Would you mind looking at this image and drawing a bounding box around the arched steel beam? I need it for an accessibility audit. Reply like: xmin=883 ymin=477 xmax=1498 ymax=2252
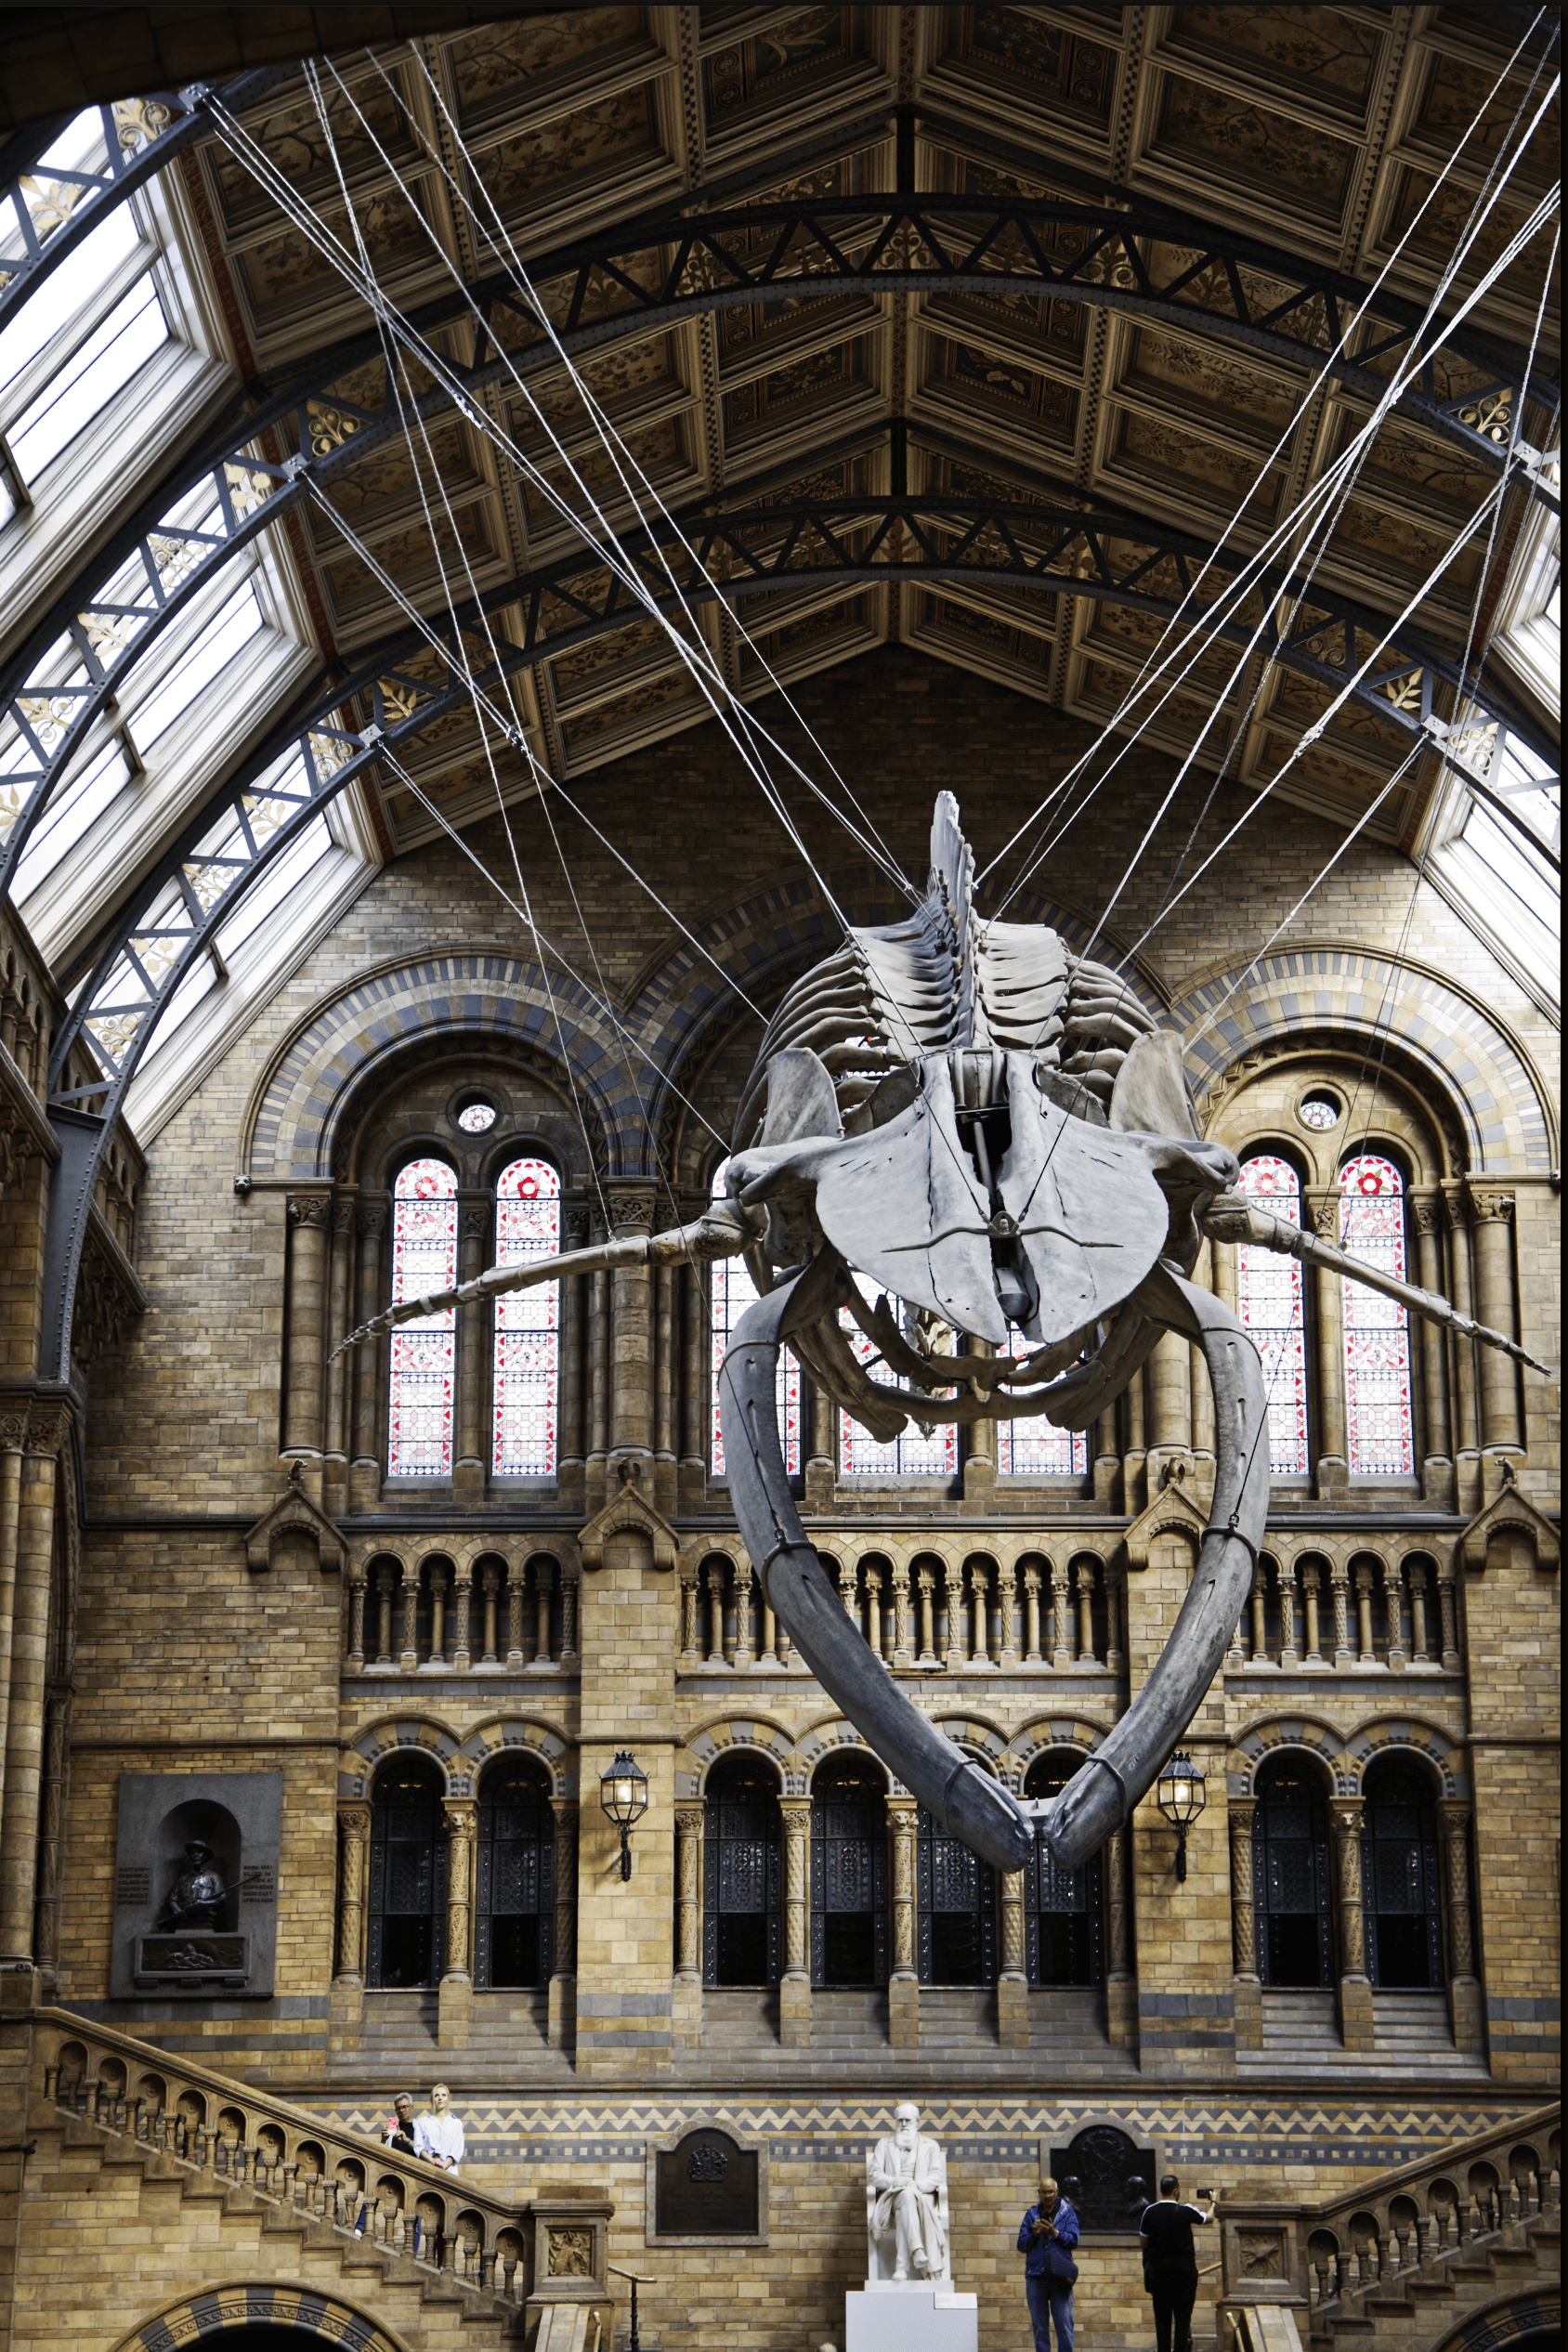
xmin=0 ymin=70 xmax=297 ymax=334
xmin=33 ymin=466 xmax=1558 ymax=1381
xmin=3 ymin=166 xmax=1559 ymax=917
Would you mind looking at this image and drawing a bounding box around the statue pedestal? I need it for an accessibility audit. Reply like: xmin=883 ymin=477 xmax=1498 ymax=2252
xmin=845 ymin=2280 xmax=978 ymax=2352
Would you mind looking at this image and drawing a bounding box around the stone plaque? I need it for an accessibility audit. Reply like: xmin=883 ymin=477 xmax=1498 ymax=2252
xmin=653 ymin=2128 xmax=759 ymax=2239
xmin=1050 ymin=2123 xmax=1158 ymax=2236
xmin=111 ymin=1772 xmax=282 ymax=2003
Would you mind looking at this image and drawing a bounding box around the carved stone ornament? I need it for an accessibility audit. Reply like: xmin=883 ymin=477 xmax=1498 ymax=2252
xmin=287 ymin=1194 xmax=330 ymax=1226
xmin=547 ymin=2228 xmax=594 ymax=2279
xmin=243 ymin=1459 xmax=346 ymax=1573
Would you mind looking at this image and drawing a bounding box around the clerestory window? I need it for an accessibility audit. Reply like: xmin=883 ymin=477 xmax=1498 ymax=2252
xmin=386 ymin=1156 xmax=458 ymax=1478
xmin=1236 ymin=1153 xmax=1311 ymax=1477
xmin=710 ymin=1158 xmax=801 ymax=1478
xmin=492 ymin=1156 xmax=561 ymax=1478
xmin=1339 ymin=1154 xmax=1415 ymax=1477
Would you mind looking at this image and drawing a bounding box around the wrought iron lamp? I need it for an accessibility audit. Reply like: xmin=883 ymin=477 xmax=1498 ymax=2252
xmin=1155 ymin=1749 xmax=1206 ymax=1882
xmin=600 ymin=1750 xmax=649 ymax=1880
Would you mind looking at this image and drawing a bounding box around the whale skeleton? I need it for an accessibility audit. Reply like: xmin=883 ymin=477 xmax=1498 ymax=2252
xmin=337 ymin=796 xmax=1550 ymax=1876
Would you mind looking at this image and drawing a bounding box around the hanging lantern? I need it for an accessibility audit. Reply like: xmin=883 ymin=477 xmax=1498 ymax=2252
xmin=1156 ymin=1750 xmax=1207 ymax=1882
xmin=599 ymin=1750 xmax=649 ymax=1880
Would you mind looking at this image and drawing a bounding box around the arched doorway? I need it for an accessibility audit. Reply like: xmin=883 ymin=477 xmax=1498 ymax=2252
xmin=703 ymin=1753 xmax=783 ymax=1986
xmin=1024 ymin=1756 xmax=1104 ymax=1987
xmin=367 ymin=1756 xmax=447 ymax=1989
xmin=917 ymin=1780 xmax=997 ymax=1985
xmin=1252 ymin=1757 xmax=1333 ymax=1988
xmin=112 ymin=2288 xmax=407 ymax=2352
xmin=475 ymin=1757 xmax=554 ymax=1990
xmin=1362 ymin=1756 xmax=1444 ymax=1990
xmin=811 ymin=1754 xmax=887 ymax=1988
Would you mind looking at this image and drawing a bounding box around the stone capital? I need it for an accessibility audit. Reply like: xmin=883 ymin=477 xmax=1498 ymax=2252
xmin=287 ymin=1193 xmax=331 ymax=1227
xmin=1468 ymin=1189 xmax=1515 ymax=1225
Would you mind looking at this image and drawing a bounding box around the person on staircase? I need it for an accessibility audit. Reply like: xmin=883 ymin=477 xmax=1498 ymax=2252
xmin=414 ymin=2082 xmax=465 ymax=2175
xmin=1140 ymin=2173 xmax=1214 ymax=2352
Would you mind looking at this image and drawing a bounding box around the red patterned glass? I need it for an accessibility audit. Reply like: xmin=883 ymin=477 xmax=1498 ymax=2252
xmin=1238 ymin=1154 xmax=1310 ymax=1476
xmin=997 ymin=1322 xmax=1087 ymax=1477
xmin=493 ymin=1157 xmax=560 ymax=1478
xmin=838 ymin=1280 xmax=957 ymax=1479
xmin=387 ymin=1156 xmax=457 ymax=1478
xmin=1340 ymin=1154 xmax=1414 ymax=1476
xmin=710 ymin=1164 xmax=800 ymax=1476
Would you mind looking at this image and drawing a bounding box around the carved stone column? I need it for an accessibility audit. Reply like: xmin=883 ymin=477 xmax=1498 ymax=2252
xmin=916 ymin=1565 xmax=937 ymax=1666
xmin=608 ymin=1185 xmax=658 ymax=1487
xmin=531 ymin=1558 xmax=555 ymax=1669
xmin=506 ymin=1561 xmax=526 ymax=1669
xmin=332 ymin=1801 xmax=371 ymax=2034
xmin=1147 ymin=1326 xmax=1192 ymax=1486
xmin=1331 ymin=1800 xmax=1373 ymax=2048
xmin=654 ymin=1257 xmax=678 ymax=1515
xmin=346 ymin=1565 xmax=367 ymax=1673
xmin=1051 ymin=1560 xmax=1073 ymax=1670
xmin=679 ymin=1257 xmax=708 ymax=1510
xmin=374 ymin=1561 xmax=397 ymax=1666
xmin=427 ymin=1563 xmax=449 ymax=1667
xmin=33 ymin=1694 xmax=69 ymax=1981
xmin=585 ymin=1253 xmax=609 ymax=1511
xmin=283 ymin=1195 xmax=331 ymax=1486
xmin=1104 ymin=1563 xmax=1123 ymax=1677
xmin=1230 ymin=1797 xmax=1261 ymax=2051
xmin=1075 ymin=1559 xmax=1096 ymax=1664
xmin=999 ymin=1560 xmax=1020 ymax=1669
xmin=1308 ymin=1190 xmax=1350 ymax=1499
xmin=1189 ymin=1237 xmax=1216 ymax=1467
xmin=0 ymin=1412 xmax=63 ymax=1978
xmin=558 ymin=1209 xmax=588 ymax=1512
xmin=1411 ymin=1194 xmax=1453 ymax=1499
xmin=559 ymin=1569 xmax=579 ymax=1666
xmin=548 ymin=1797 xmax=578 ymax=2047
xmin=1353 ymin=1561 xmax=1377 ymax=1665
xmin=1440 ymin=1802 xmax=1482 ymax=2052
xmin=453 ymin=1201 xmax=488 ymax=1503
xmin=943 ymin=1561 xmax=965 ymax=1671
xmin=778 ymin=1795 xmax=812 ymax=2046
xmin=479 ymin=1561 xmax=500 ymax=1664
xmin=439 ymin=1801 xmax=476 ymax=2046
xmin=864 ymin=1563 xmax=884 ymax=1663
xmin=998 ymin=1857 xmax=1028 ymax=2046
xmin=968 ymin=1561 xmax=991 ymax=1667
xmin=707 ymin=1561 xmax=726 ymax=1664
xmin=1023 ymin=1561 xmax=1042 ymax=1663
xmin=0 ymin=1411 xmax=25 ymax=1832
xmin=1330 ymin=1561 xmax=1353 ymax=1667
xmin=1470 ymin=1190 xmax=1522 ymax=1471
xmin=1435 ymin=1561 xmax=1460 ymax=1668
xmin=350 ymin=1206 xmax=385 ymax=1509
xmin=1249 ymin=1565 xmax=1269 ymax=1664
xmin=1381 ymin=1559 xmax=1406 ymax=1671
xmin=673 ymin=1801 xmax=705 ymax=2047
xmin=450 ymin=1562 xmax=472 ymax=1674
xmin=1105 ymin=1823 xmax=1136 ymax=2049
xmin=733 ymin=1560 xmax=753 ymax=1671
xmin=887 ymin=1795 xmax=920 ymax=2047
xmin=806 ymin=1379 xmax=836 ymax=1509
xmin=323 ymin=1198 xmax=356 ymax=1513
xmin=1444 ymin=1189 xmax=1481 ymax=1511
xmin=1277 ymin=1559 xmax=1299 ymax=1668
xmin=1301 ymin=1561 xmax=1325 ymax=1666
xmin=1407 ymin=1561 xmax=1431 ymax=1666
xmin=678 ymin=1568 xmax=701 ymax=1664
xmin=891 ymin=1561 xmax=912 ymax=1667
xmin=399 ymin=1561 xmax=420 ymax=1670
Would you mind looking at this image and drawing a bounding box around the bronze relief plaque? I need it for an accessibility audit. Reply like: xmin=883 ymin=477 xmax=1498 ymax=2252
xmin=654 ymin=2128 xmax=758 ymax=2237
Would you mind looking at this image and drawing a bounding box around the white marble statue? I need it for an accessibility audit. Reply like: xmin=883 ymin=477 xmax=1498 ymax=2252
xmin=866 ymin=2102 xmax=949 ymax=2284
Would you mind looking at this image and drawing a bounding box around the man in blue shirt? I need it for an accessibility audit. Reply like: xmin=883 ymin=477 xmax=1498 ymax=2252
xmin=1017 ymin=2175 xmax=1080 ymax=2352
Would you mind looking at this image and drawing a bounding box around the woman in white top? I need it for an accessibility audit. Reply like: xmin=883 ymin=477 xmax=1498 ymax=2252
xmin=414 ymin=2082 xmax=465 ymax=2174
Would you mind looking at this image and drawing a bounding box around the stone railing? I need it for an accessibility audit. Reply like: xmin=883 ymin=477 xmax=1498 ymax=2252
xmin=32 ymin=2006 xmax=610 ymax=2319
xmin=1228 ymin=1548 xmax=1461 ymax=1673
xmin=1217 ymin=2102 xmax=1559 ymax=2319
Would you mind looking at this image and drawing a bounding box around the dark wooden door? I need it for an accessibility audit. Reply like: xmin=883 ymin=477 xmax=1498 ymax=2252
xmin=1025 ymin=1764 xmax=1104 ymax=1987
xmin=1361 ymin=1759 xmax=1444 ymax=1989
xmin=703 ymin=1757 xmax=782 ymax=1987
xmin=367 ymin=1760 xmax=447 ymax=1989
xmin=475 ymin=1762 xmax=553 ymax=1989
xmin=1252 ymin=1761 xmax=1333 ymax=1988
xmin=917 ymin=1805 xmax=997 ymax=1984
xmin=811 ymin=1758 xmax=887 ymax=1987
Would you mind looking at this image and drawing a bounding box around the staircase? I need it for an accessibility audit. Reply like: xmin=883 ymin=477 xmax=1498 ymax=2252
xmin=1219 ymin=2104 xmax=1560 ymax=2352
xmin=5 ymin=2006 xmax=614 ymax=2352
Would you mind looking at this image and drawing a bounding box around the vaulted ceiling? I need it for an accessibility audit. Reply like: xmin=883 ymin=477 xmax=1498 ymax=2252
xmin=174 ymin=4 xmax=1559 ymax=856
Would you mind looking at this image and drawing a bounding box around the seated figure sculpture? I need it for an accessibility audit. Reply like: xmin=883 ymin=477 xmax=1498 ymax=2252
xmin=867 ymin=2102 xmax=949 ymax=2284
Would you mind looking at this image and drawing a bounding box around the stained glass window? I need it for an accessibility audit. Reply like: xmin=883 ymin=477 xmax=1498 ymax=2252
xmin=387 ymin=1156 xmax=457 ymax=1478
xmin=997 ymin=1324 xmax=1087 ymax=1477
xmin=493 ymin=1157 xmax=560 ymax=1478
xmin=1237 ymin=1154 xmax=1310 ymax=1477
xmin=1340 ymin=1153 xmax=1414 ymax=1476
xmin=710 ymin=1161 xmax=801 ymax=1477
xmin=838 ymin=1277 xmax=957 ymax=1479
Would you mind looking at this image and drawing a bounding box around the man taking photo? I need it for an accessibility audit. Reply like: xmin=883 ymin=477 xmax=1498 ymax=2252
xmin=1017 ymin=2174 xmax=1080 ymax=2352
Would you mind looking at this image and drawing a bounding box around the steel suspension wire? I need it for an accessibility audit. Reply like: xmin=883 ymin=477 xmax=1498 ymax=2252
xmin=974 ymin=8 xmax=1559 ymax=903
xmin=356 ymin=43 xmax=918 ymax=909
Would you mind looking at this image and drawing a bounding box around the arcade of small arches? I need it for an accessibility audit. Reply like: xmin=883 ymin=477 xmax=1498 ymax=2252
xmin=328 ymin=1708 xmax=1479 ymax=2019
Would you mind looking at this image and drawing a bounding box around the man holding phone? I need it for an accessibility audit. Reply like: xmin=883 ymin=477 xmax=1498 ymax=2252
xmin=1140 ymin=2173 xmax=1215 ymax=2352
xmin=1016 ymin=2175 xmax=1080 ymax=2352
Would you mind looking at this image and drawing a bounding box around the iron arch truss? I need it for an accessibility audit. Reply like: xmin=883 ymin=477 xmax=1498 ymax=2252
xmin=31 ymin=458 xmax=1557 ymax=1381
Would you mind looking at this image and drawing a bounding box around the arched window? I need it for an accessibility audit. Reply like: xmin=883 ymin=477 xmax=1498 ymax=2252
xmin=1339 ymin=1154 xmax=1415 ymax=1475
xmin=702 ymin=1754 xmax=783 ymax=1987
xmin=710 ymin=1159 xmax=801 ymax=1477
xmin=917 ymin=1786 xmax=997 ymax=1984
xmin=1024 ymin=1757 xmax=1104 ymax=1987
xmin=367 ymin=1757 xmax=447 ymax=1989
xmin=1361 ymin=1757 xmax=1444 ymax=1991
xmin=1237 ymin=1153 xmax=1310 ymax=1476
xmin=810 ymin=1755 xmax=888 ymax=1987
xmin=493 ymin=1156 xmax=561 ymax=1478
xmin=387 ymin=1157 xmax=458 ymax=1478
xmin=839 ymin=1275 xmax=956 ymax=1479
xmin=1252 ymin=1757 xmax=1333 ymax=1989
xmin=475 ymin=1758 xmax=554 ymax=1990
xmin=998 ymin=1323 xmax=1088 ymax=1477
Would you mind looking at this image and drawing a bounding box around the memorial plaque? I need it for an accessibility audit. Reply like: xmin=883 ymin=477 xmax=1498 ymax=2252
xmin=1050 ymin=2124 xmax=1157 ymax=2235
xmin=654 ymin=2128 xmax=759 ymax=2238
xmin=111 ymin=1771 xmax=282 ymax=2003
xmin=116 ymin=1866 xmax=150 ymax=1905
